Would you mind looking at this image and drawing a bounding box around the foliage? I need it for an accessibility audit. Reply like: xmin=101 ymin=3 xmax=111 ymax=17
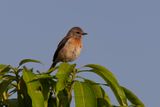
xmin=0 ymin=59 xmax=145 ymax=107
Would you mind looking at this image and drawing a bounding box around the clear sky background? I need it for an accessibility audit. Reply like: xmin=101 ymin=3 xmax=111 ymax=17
xmin=0 ymin=1 xmax=159 ymax=107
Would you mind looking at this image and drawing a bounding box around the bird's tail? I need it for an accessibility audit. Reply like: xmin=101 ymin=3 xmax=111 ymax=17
xmin=49 ymin=61 xmax=57 ymax=69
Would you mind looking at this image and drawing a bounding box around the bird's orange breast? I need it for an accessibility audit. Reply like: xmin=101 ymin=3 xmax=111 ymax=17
xmin=57 ymin=37 xmax=82 ymax=62
xmin=70 ymin=37 xmax=83 ymax=47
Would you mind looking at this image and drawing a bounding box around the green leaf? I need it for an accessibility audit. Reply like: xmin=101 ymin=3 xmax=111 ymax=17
xmin=0 ymin=64 xmax=10 ymax=75
xmin=56 ymin=63 xmax=76 ymax=93
xmin=46 ymin=66 xmax=58 ymax=74
xmin=122 ymin=87 xmax=145 ymax=107
xmin=19 ymin=59 xmax=42 ymax=67
xmin=40 ymin=79 xmax=51 ymax=107
xmin=83 ymin=64 xmax=128 ymax=106
xmin=30 ymin=73 xmax=54 ymax=82
xmin=57 ymin=89 xmax=72 ymax=107
xmin=74 ymin=81 xmax=97 ymax=107
xmin=28 ymin=73 xmax=56 ymax=107
xmin=0 ymin=76 xmax=15 ymax=99
xmin=23 ymin=67 xmax=45 ymax=107
xmin=19 ymin=78 xmax=32 ymax=107
xmin=84 ymin=79 xmax=112 ymax=107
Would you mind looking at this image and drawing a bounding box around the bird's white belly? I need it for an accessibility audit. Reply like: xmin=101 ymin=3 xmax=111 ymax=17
xmin=65 ymin=45 xmax=82 ymax=62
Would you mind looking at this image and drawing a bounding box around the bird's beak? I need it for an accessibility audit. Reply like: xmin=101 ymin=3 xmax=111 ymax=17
xmin=82 ymin=33 xmax=88 ymax=35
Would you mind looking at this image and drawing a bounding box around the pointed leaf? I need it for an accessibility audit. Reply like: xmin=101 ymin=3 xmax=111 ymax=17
xmin=0 ymin=64 xmax=10 ymax=75
xmin=30 ymin=73 xmax=54 ymax=82
xmin=40 ymin=79 xmax=51 ymax=107
xmin=19 ymin=78 xmax=32 ymax=107
xmin=0 ymin=76 xmax=15 ymax=99
xmin=83 ymin=64 xmax=128 ymax=106
xmin=74 ymin=81 xmax=97 ymax=107
xmin=57 ymin=89 xmax=72 ymax=107
xmin=56 ymin=63 xmax=76 ymax=93
xmin=46 ymin=66 xmax=58 ymax=74
xmin=23 ymin=68 xmax=45 ymax=107
xmin=19 ymin=59 xmax=42 ymax=67
xmin=122 ymin=87 xmax=145 ymax=107
xmin=84 ymin=79 xmax=112 ymax=107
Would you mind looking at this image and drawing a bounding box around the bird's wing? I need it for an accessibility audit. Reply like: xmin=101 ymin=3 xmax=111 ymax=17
xmin=53 ymin=36 xmax=70 ymax=62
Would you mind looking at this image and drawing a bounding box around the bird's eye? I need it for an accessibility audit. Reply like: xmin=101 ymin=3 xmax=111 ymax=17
xmin=76 ymin=32 xmax=80 ymax=34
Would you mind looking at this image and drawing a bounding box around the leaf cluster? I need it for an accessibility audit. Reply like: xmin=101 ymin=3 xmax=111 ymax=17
xmin=0 ymin=59 xmax=145 ymax=107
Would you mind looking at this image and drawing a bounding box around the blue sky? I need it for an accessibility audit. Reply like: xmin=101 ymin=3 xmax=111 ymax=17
xmin=0 ymin=1 xmax=160 ymax=106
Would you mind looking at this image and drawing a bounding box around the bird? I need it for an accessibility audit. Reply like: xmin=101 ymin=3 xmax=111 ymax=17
xmin=50 ymin=27 xmax=87 ymax=69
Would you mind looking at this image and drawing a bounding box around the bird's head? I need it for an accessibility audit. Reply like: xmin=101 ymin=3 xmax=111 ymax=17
xmin=67 ymin=27 xmax=87 ymax=38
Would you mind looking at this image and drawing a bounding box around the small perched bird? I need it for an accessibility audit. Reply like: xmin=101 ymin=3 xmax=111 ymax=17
xmin=50 ymin=27 xmax=87 ymax=69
